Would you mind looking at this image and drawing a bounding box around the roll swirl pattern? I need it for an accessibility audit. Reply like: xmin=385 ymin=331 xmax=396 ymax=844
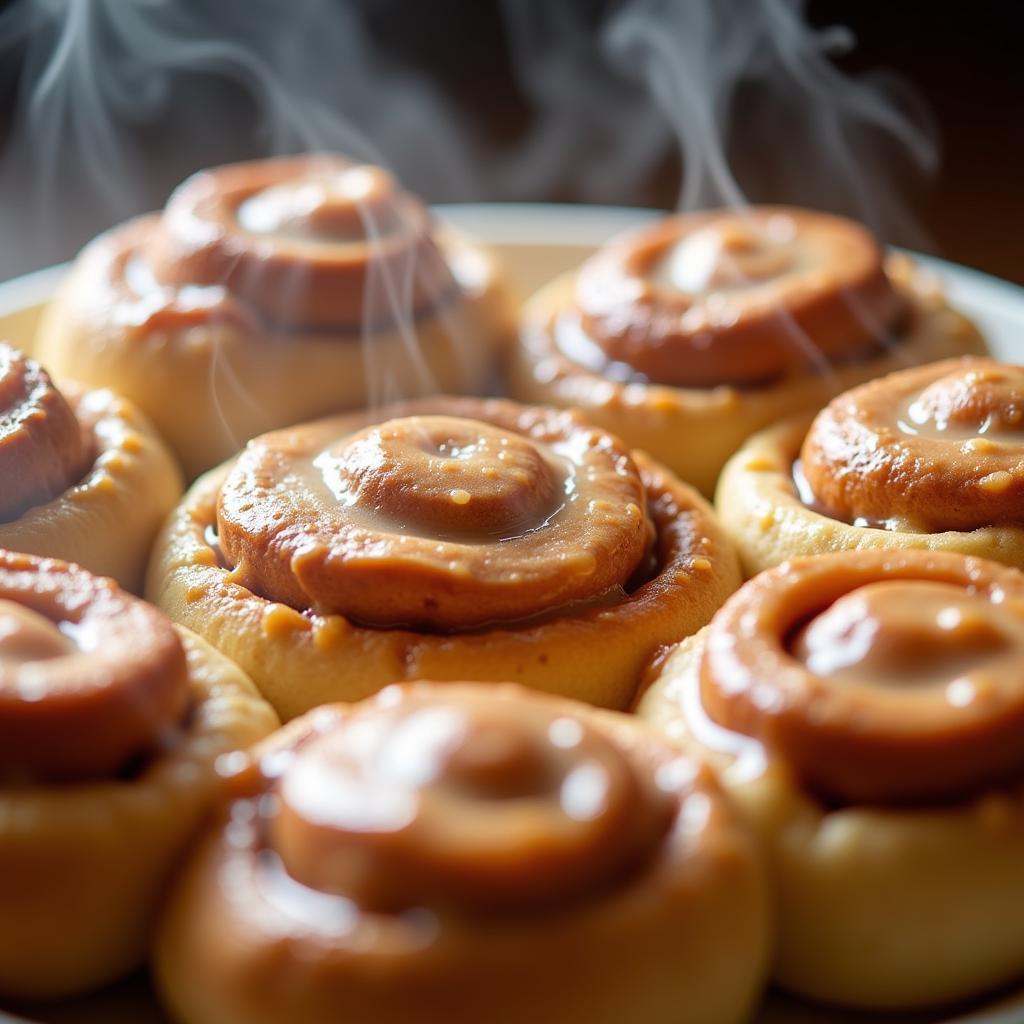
xmin=717 ymin=357 xmax=1024 ymax=576
xmin=38 ymin=155 xmax=514 ymax=478
xmin=801 ymin=358 xmax=1024 ymax=532
xmin=639 ymin=549 xmax=1024 ymax=1009
xmin=699 ymin=551 xmax=1024 ymax=804
xmin=0 ymin=341 xmax=181 ymax=592
xmin=572 ymin=208 xmax=906 ymax=387
xmin=154 ymin=683 xmax=770 ymax=1024
xmin=0 ymin=550 xmax=188 ymax=782
xmin=508 ymin=206 xmax=985 ymax=496
xmin=0 ymin=342 xmax=90 ymax=522
xmin=0 ymin=550 xmax=278 ymax=1000
xmin=148 ymin=397 xmax=740 ymax=718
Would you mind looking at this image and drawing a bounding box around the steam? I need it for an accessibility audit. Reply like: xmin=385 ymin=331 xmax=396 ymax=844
xmin=600 ymin=0 xmax=936 ymax=241
xmin=0 ymin=0 xmax=938 ymax=279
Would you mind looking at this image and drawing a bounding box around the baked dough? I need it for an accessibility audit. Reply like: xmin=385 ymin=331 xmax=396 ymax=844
xmin=155 ymin=682 xmax=770 ymax=1024
xmin=0 ymin=551 xmax=278 ymax=1000
xmin=507 ymin=208 xmax=985 ymax=497
xmin=0 ymin=342 xmax=181 ymax=593
xmin=37 ymin=155 xmax=514 ymax=478
xmin=717 ymin=358 xmax=1024 ymax=577
xmin=638 ymin=550 xmax=1024 ymax=1009
xmin=147 ymin=397 xmax=740 ymax=718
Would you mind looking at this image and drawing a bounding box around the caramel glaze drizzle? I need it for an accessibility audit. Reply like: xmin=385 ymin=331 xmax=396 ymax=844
xmin=0 ymin=342 xmax=92 ymax=523
xmin=558 ymin=207 xmax=908 ymax=389
xmin=697 ymin=550 xmax=1024 ymax=805
xmin=216 ymin=400 xmax=656 ymax=631
xmin=0 ymin=550 xmax=189 ymax=783
xmin=799 ymin=358 xmax=1024 ymax=533
xmin=226 ymin=686 xmax=676 ymax=916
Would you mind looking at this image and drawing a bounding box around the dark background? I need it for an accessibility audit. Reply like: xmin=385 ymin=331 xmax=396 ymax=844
xmin=0 ymin=0 xmax=1020 ymax=283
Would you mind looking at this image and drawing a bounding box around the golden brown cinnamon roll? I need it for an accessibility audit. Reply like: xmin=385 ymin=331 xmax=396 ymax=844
xmin=638 ymin=550 xmax=1024 ymax=1010
xmin=147 ymin=397 xmax=739 ymax=719
xmin=507 ymin=207 xmax=985 ymax=496
xmin=718 ymin=357 xmax=1024 ymax=576
xmin=0 ymin=550 xmax=277 ymax=1001
xmin=0 ymin=341 xmax=181 ymax=592
xmin=155 ymin=682 xmax=770 ymax=1024
xmin=37 ymin=155 xmax=514 ymax=479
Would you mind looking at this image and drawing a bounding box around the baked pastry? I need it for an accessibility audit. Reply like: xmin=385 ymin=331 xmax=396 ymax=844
xmin=0 ymin=549 xmax=278 ymax=1001
xmin=0 ymin=341 xmax=181 ymax=592
xmin=37 ymin=154 xmax=515 ymax=479
xmin=717 ymin=357 xmax=1024 ymax=576
xmin=638 ymin=549 xmax=1024 ymax=1009
xmin=155 ymin=682 xmax=770 ymax=1024
xmin=147 ymin=396 xmax=740 ymax=719
xmin=507 ymin=206 xmax=985 ymax=496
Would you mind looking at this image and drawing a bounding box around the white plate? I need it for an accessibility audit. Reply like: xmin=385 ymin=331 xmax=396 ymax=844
xmin=1 ymin=204 xmax=1023 ymax=1024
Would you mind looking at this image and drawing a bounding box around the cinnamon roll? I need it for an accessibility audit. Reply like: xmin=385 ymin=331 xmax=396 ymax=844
xmin=638 ymin=550 xmax=1024 ymax=1009
xmin=37 ymin=155 xmax=514 ymax=479
xmin=718 ymin=357 xmax=1024 ymax=576
xmin=0 ymin=341 xmax=181 ymax=592
xmin=147 ymin=397 xmax=740 ymax=719
xmin=155 ymin=682 xmax=770 ymax=1024
xmin=0 ymin=550 xmax=277 ymax=1001
xmin=507 ymin=207 xmax=985 ymax=496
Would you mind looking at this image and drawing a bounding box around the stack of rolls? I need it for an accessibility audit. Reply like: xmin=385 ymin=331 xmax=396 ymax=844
xmin=146 ymin=396 xmax=741 ymax=720
xmin=4 ymin=162 xmax=1021 ymax=1021
xmin=37 ymin=154 xmax=515 ymax=478
xmin=507 ymin=206 xmax=985 ymax=495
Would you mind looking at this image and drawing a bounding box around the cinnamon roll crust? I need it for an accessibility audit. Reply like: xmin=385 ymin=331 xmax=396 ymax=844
xmin=801 ymin=358 xmax=1024 ymax=532
xmin=216 ymin=402 xmax=652 ymax=629
xmin=638 ymin=550 xmax=1024 ymax=1009
xmin=0 ymin=343 xmax=182 ymax=593
xmin=0 ymin=551 xmax=188 ymax=782
xmin=508 ymin=209 xmax=986 ymax=497
xmin=574 ymin=208 xmax=907 ymax=388
xmin=148 ymin=398 xmax=740 ymax=718
xmin=38 ymin=156 xmax=515 ymax=479
xmin=0 ymin=552 xmax=278 ymax=1000
xmin=717 ymin=358 xmax=1024 ymax=577
xmin=155 ymin=684 xmax=770 ymax=1024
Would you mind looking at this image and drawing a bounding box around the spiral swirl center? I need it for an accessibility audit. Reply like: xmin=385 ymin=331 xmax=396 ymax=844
xmin=0 ymin=599 xmax=75 ymax=667
xmin=266 ymin=690 xmax=669 ymax=913
xmin=790 ymin=581 xmax=1012 ymax=691
xmin=317 ymin=415 xmax=563 ymax=541
xmin=236 ymin=166 xmax=401 ymax=242
xmin=907 ymin=366 xmax=1024 ymax=441
xmin=653 ymin=215 xmax=798 ymax=295
xmin=700 ymin=552 xmax=1024 ymax=804
xmin=0 ymin=552 xmax=190 ymax=782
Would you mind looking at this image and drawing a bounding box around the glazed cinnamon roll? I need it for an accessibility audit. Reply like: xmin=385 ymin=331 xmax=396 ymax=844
xmin=155 ymin=682 xmax=770 ymax=1024
xmin=0 ymin=550 xmax=277 ymax=1001
xmin=638 ymin=550 xmax=1024 ymax=1010
xmin=718 ymin=357 xmax=1024 ymax=576
xmin=507 ymin=207 xmax=985 ymax=496
xmin=0 ymin=341 xmax=181 ymax=592
xmin=147 ymin=397 xmax=740 ymax=719
xmin=37 ymin=155 xmax=514 ymax=479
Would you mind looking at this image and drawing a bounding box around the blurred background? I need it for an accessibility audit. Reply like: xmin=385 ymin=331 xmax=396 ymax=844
xmin=0 ymin=0 xmax=1020 ymax=282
